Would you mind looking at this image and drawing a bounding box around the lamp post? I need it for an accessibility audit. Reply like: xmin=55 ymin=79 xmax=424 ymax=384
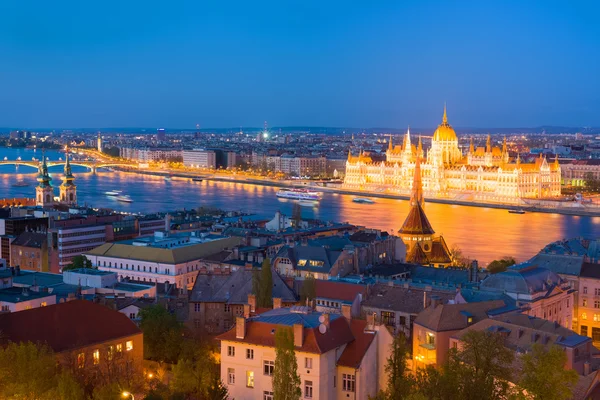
xmin=122 ymin=391 xmax=134 ymax=400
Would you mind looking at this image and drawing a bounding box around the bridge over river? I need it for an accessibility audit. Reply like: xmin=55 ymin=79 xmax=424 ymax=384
xmin=0 ymin=159 xmax=138 ymax=173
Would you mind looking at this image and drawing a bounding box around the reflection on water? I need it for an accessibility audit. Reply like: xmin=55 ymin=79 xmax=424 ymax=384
xmin=0 ymin=148 xmax=598 ymax=264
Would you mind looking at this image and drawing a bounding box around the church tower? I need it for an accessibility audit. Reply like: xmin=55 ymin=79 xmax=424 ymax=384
xmin=36 ymin=153 xmax=54 ymax=207
xmin=60 ymin=149 xmax=77 ymax=205
xmin=97 ymin=132 xmax=102 ymax=152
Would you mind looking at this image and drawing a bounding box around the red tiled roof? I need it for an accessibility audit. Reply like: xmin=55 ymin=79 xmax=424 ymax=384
xmin=337 ymin=319 xmax=376 ymax=368
xmin=0 ymin=300 xmax=142 ymax=353
xmin=217 ymin=316 xmax=355 ymax=354
xmin=398 ymin=203 xmax=435 ymax=235
xmin=315 ymin=280 xmax=367 ymax=303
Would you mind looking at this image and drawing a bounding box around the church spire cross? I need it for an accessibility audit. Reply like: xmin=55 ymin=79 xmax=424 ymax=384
xmin=442 ymin=103 xmax=448 ymax=125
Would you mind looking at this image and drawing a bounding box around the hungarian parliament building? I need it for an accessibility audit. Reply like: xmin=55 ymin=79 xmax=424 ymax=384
xmin=343 ymin=106 xmax=562 ymax=203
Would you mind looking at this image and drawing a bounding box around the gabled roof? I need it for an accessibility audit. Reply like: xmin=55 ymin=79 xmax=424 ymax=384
xmin=84 ymin=236 xmax=243 ymax=264
xmin=189 ymin=268 xmax=296 ymax=304
xmin=414 ymin=300 xmax=506 ymax=332
xmin=398 ymin=203 xmax=435 ymax=235
xmin=337 ymin=319 xmax=376 ymax=368
xmin=362 ymin=284 xmax=455 ymax=313
xmin=11 ymin=232 xmax=47 ymax=249
xmin=216 ymin=308 xmax=355 ymax=354
xmin=0 ymin=300 xmax=141 ymax=353
xmin=314 ymin=280 xmax=367 ymax=303
xmin=274 ymin=245 xmax=342 ymax=274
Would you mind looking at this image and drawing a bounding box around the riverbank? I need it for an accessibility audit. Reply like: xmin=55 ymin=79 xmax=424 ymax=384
xmin=119 ymin=167 xmax=600 ymax=217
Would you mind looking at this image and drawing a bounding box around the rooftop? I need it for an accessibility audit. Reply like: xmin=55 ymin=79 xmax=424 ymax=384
xmin=362 ymin=284 xmax=455 ymax=314
xmin=414 ymin=300 xmax=507 ymax=332
xmin=0 ymin=287 xmax=55 ymax=303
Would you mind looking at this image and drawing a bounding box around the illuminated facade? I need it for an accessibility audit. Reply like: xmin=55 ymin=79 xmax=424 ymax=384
xmin=344 ymin=106 xmax=562 ymax=203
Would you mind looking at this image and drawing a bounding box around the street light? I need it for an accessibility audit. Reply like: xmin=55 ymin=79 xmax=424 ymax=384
xmin=122 ymin=391 xmax=134 ymax=400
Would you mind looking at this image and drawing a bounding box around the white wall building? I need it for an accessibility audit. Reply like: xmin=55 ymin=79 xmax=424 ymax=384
xmin=183 ymin=149 xmax=217 ymax=169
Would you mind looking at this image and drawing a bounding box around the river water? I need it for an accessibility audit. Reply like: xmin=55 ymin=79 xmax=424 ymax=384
xmin=0 ymin=147 xmax=598 ymax=264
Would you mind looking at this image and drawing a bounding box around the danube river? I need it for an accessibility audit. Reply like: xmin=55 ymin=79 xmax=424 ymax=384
xmin=0 ymin=147 xmax=599 ymax=264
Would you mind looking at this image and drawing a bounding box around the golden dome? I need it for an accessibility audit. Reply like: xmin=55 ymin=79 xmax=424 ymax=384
xmin=432 ymin=104 xmax=457 ymax=142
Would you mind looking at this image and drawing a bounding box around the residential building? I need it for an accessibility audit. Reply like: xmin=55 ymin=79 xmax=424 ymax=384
xmin=450 ymin=313 xmax=593 ymax=375
xmin=217 ymin=305 xmax=393 ymax=400
xmin=362 ymin=284 xmax=455 ymax=337
xmin=412 ymin=300 xmax=507 ymax=370
xmin=183 ymin=149 xmax=217 ymax=169
xmin=0 ymin=300 xmax=143 ymax=370
xmin=576 ymin=262 xmax=600 ymax=345
xmin=49 ymin=223 xmax=110 ymax=272
xmin=0 ymin=286 xmax=56 ymax=312
xmin=188 ymin=268 xmax=297 ymax=334
xmin=560 ymin=160 xmax=600 ymax=187
xmin=479 ymin=265 xmax=575 ymax=329
xmin=10 ymin=232 xmax=52 ymax=272
xmin=312 ymin=280 xmax=367 ymax=318
xmin=273 ymin=243 xmax=355 ymax=280
xmin=86 ymin=233 xmax=243 ymax=291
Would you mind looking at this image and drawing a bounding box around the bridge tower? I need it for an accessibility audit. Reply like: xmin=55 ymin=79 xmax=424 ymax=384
xmin=36 ymin=153 xmax=54 ymax=207
xmin=60 ymin=149 xmax=77 ymax=205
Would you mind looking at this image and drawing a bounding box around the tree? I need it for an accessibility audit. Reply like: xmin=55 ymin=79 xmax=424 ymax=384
xmin=449 ymin=245 xmax=469 ymax=267
xmin=273 ymin=327 xmax=301 ymax=400
xmin=0 ymin=341 xmax=58 ymax=400
xmin=300 ymin=275 xmax=316 ymax=303
xmin=63 ymin=255 xmax=93 ymax=271
xmin=91 ymin=382 xmax=121 ymax=400
xmin=487 ymin=256 xmax=516 ymax=274
xmin=584 ymin=172 xmax=600 ymax=192
xmin=257 ymin=258 xmax=273 ymax=308
xmin=519 ymin=344 xmax=579 ymax=400
xmin=170 ymin=343 xmax=227 ymax=400
xmin=139 ymin=305 xmax=183 ymax=363
xmin=384 ymin=334 xmax=413 ymax=399
xmin=56 ymin=371 xmax=86 ymax=400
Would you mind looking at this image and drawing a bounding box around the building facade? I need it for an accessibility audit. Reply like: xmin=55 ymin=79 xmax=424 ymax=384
xmin=183 ymin=149 xmax=217 ymax=169
xmin=344 ymin=106 xmax=561 ymax=203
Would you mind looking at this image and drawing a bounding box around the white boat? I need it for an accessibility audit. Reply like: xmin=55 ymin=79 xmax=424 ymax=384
xmin=164 ymin=176 xmax=172 ymax=181
xmin=353 ymin=197 xmax=375 ymax=204
xmin=508 ymin=209 xmax=525 ymax=214
xmin=116 ymin=195 xmax=133 ymax=203
xmin=105 ymin=190 xmax=121 ymax=196
xmin=276 ymin=189 xmax=321 ymax=201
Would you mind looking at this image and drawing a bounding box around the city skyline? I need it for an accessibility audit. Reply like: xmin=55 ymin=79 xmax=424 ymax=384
xmin=1 ymin=1 xmax=599 ymax=128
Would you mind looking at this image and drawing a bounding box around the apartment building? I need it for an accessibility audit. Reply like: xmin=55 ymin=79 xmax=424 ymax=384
xmin=86 ymin=232 xmax=243 ymax=291
xmin=49 ymin=223 xmax=109 ymax=272
xmin=217 ymin=304 xmax=393 ymax=400
xmin=183 ymin=149 xmax=217 ymax=169
xmin=120 ymin=147 xmax=182 ymax=162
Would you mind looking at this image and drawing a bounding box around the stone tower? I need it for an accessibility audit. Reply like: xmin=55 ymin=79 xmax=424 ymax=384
xmin=60 ymin=149 xmax=77 ymax=205
xmin=36 ymin=152 xmax=54 ymax=207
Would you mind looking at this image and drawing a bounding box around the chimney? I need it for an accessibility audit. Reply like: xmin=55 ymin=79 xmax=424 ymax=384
xmin=322 ymin=313 xmax=330 ymax=328
xmin=366 ymin=312 xmax=375 ymax=331
xmin=273 ymin=297 xmax=282 ymax=309
xmin=236 ymin=316 xmax=246 ymax=339
xmin=243 ymin=304 xmax=250 ymax=318
xmin=341 ymin=304 xmax=352 ymax=320
xmin=293 ymin=323 xmax=303 ymax=347
xmin=248 ymin=294 xmax=256 ymax=312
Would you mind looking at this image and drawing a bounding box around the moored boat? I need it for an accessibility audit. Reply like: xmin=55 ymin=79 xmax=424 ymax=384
xmin=116 ymin=195 xmax=133 ymax=203
xmin=276 ymin=189 xmax=321 ymax=201
xmin=105 ymin=190 xmax=121 ymax=196
xmin=352 ymin=197 xmax=375 ymax=204
xmin=508 ymin=209 xmax=525 ymax=214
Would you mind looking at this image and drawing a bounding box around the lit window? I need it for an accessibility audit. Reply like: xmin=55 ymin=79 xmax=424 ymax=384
xmin=227 ymin=346 xmax=235 ymax=357
xmin=584 ymin=299 xmax=588 ymax=307
xmin=77 ymin=352 xmax=85 ymax=369
xmin=246 ymin=371 xmax=254 ymax=388
xmin=93 ymin=349 xmax=100 ymax=365
xmin=297 ymin=259 xmax=307 ymax=267
xmin=305 ymin=357 xmax=312 ymax=369
xmin=263 ymin=360 xmax=274 ymax=376
xmin=116 ymin=343 xmax=123 ymax=353
xmin=41 ymin=302 xmax=47 ymax=307
xmin=305 ymin=380 xmax=313 ymax=398
xmin=263 ymin=391 xmax=274 ymax=400
xmin=246 ymin=348 xmax=254 ymax=360
xmin=107 ymin=345 xmax=114 ymax=361
xmin=228 ymin=368 xmax=235 ymax=385
xmin=582 ymin=313 xmax=588 ymax=320
xmin=126 ymin=341 xmax=133 ymax=351
xmin=343 ymin=374 xmax=355 ymax=392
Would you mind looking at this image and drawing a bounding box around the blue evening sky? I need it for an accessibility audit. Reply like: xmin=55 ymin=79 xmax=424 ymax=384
xmin=0 ymin=1 xmax=598 ymax=129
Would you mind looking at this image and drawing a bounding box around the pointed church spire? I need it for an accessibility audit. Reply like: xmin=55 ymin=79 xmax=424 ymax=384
xmin=411 ymin=154 xmax=424 ymax=207
xmin=554 ymin=153 xmax=559 ymax=167
xmin=347 ymin=148 xmax=352 ymax=160
xmin=486 ymin=134 xmax=491 ymax=153
xmin=417 ymin=135 xmax=423 ymax=155
xmin=469 ymin=137 xmax=474 ymax=153
xmin=405 ymin=126 xmax=411 ymax=149
xmin=388 ymin=135 xmax=393 ymax=151
xmin=516 ymin=153 xmax=521 ymax=166
xmin=502 ymin=137 xmax=507 ymax=154
xmin=442 ymin=103 xmax=448 ymax=125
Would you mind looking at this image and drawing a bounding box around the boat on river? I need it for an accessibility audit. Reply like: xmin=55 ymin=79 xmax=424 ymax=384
xmin=192 ymin=177 xmax=203 ymax=182
xmin=276 ymin=189 xmax=321 ymax=201
xmin=116 ymin=195 xmax=133 ymax=203
xmin=352 ymin=197 xmax=375 ymax=204
xmin=508 ymin=209 xmax=525 ymax=214
xmin=105 ymin=190 xmax=121 ymax=196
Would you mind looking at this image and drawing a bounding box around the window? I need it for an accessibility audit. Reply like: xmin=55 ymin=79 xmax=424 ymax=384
xmin=584 ymin=299 xmax=588 ymax=307
xmin=264 ymin=360 xmax=274 ymax=376
xmin=594 ymin=314 xmax=600 ymax=322
xmin=304 ymin=380 xmax=313 ymax=398
xmin=224 ymin=304 xmax=231 ymax=312
xmin=93 ymin=349 xmax=100 ymax=365
xmin=297 ymin=259 xmax=307 ymax=267
xmin=227 ymin=368 xmax=235 ymax=385
xmin=77 ymin=352 xmax=85 ymax=369
xmin=595 ymin=288 xmax=600 ymax=296
xmin=426 ymin=332 xmax=435 ymax=346
xmin=343 ymin=374 xmax=355 ymax=392
xmin=194 ymin=303 xmax=201 ymax=312
xmin=582 ymin=313 xmax=588 ymax=320
xmin=246 ymin=371 xmax=254 ymax=388
xmin=334 ymin=375 xmax=336 ymax=388
xmin=305 ymin=357 xmax=312 ymax=369
xmin=227 ymin=346 xmax=235 ymax=357
xmin=582 ymin=326 xmax=588 ymax=336
xmin=593 ymin=327 xmax=600 ymax=342
xmin=126 ymin=341 xmax=133 ymax=351
xmin=399 ymin=316 xmax=407 ymax=326
xmin=41 ymin=302 xmax=47 ymax=307
xmin=107 ymin=345 xmax=114 ymax=361
xmin=381 ymin=311 xmax=396 ymax=327
xmin=129 ymin=313 xmax=136 ymax=319
xmin=246 ymin=349 xmax=254 ymax=360
xmin=116 ymin=343 xmax=123 ymax=354
xmin=584 ymin=287 xmax=588 ymax=294
xmin=263 ymin=391 xmax=274 ymax=400
xmin=595 ymin=300 xmax=600 ymax=309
